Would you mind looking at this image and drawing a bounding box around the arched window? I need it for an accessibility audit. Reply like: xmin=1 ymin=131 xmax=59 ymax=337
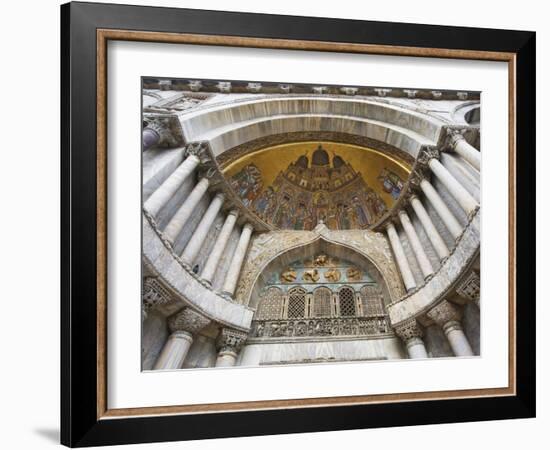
xmin=360 ymin=285 xmax=384 ymax=316
xmin=256 ymin=287 xmax=284 ymax=320
xmin=338 ymin=286 xmax=356 ymax=317
xmin=287 ymin=287 xmax=307 ymax=318
xmin=312 ymin=287 xmax=332 ymax=317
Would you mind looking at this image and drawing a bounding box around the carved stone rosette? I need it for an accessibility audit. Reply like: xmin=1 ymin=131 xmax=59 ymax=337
xmin=216 ymin=328 xmax=248 ymax=354
xmin=168 ymin=308 xmax=211 ymax=336
xmin=142 ymin=277 xmax=173 ymax=320
xmin=426 ymin=300 xmax=462 ymax=333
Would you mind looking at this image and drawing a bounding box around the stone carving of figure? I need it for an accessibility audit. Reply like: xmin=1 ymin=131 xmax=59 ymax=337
xmin=280 ymin=267 xmax=297 ymax=282
xmin=302 ymin=268 xmax=320 ymax=282
xmin=314 ymin=254 xmax=328 ymax=266
xmin=346 ymin=267 xmax=362 ymax=281
xmin=324 ymin=268 xmax=341 ymax=282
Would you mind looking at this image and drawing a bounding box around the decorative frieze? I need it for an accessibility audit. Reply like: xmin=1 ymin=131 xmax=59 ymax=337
xmin=251 ymin=316 xmax=391 ymax=339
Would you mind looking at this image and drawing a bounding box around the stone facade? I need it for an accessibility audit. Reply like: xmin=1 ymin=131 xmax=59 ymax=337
xmin=141 ymin=81 xmax=481 ymax=369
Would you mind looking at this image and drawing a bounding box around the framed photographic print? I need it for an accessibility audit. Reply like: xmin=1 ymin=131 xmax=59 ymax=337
xmin=60 ymin=1 xmax=536 ymax=447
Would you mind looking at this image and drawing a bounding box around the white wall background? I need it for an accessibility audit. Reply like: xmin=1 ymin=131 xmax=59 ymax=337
xmin=0 ymin=0 xmax=545 ymax=448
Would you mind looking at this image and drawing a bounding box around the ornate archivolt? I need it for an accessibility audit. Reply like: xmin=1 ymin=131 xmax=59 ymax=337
xmin=234 ymin=223 xmax=405 ymax=307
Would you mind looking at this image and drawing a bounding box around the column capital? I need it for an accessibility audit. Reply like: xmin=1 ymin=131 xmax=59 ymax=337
xmin=227 ymin=208 xmax=240 ymax=218
xmin=185 ymin=141 xmax=213 ymax=164
xmin=213 ymin=191 xmax=226 ymax=202
xmin=446 ymin=130 xmax=467 ymax=149
xmin=395 ymin=318 xmax=423 ymax=342
xmin=143 ymin=116 xmax=184 ymax=148
xmin=456 ymin=271 xmax=480 ymax=302
xmin=417 ymin=145 xmax=441 ymax=167
xmin=168 ymin=308 xmax=210 ymax=335
xmin=243 ymin=222 xmax=255 ymax=233
xmin=215 ymin=328 xmax=248 ymax=354
xmin=142 ymin=277 xmax=173 ymax=318
xmin=426 ymin=300 xmax=462 ymax=327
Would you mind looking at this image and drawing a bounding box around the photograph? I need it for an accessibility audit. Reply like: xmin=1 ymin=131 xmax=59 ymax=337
xmin=141 ymin=78 xmax=481 ymax=370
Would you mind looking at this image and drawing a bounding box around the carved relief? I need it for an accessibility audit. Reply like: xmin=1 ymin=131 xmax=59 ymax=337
xmin=456 ymin=271 xmax=480 ymax=302
xmin=426 ymin=300 xmax=461 ymax=327
xmin=168 ymin=308 xmax=211 ymax=335
xmin=394 ymin=318 xmax=423 ymax=342
xmin=216 ymin=328 xmax=248 ymax=354
xmin=302 ymin=268 xmax=320 ymax=282
xmin=280 ymin=267 xmax=297 ymax=283
xmin=346 ymin=267 xmax=362 ymax=281
xmin=142 ymin=277 xmax=173 ymax=316
xmin=324 ymin=268 xmax=341 ymax=282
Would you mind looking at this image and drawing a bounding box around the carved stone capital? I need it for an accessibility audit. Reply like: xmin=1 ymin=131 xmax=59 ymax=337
xmin=456 ymin=271 xmax=480 ymax=302
xmin=426 ymin=300 xmax=461 ymax=327
xmin=142 ymin=277 xmax=173 ymax=316
xmin=395 ymin=319 xmax=423 ymax=342
xmin=143 ymin=116 xmax=184 ymax=148
xmin=185 ymin=141 xmax=212 ymax=164
xmin=215 ymin=328 xmax=248 ymax=354
xmin=416 ymin=146 xmax=441 ymax=167
xmin=168 ymin=308 xmax=210 ymax=335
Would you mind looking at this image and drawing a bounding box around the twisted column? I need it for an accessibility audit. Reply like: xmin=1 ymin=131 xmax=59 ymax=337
xmin=222 ymin=223 xmax=254 ymax=298
xmin=409 ymin=194 xmax=449 ymax=260
xmin=385 ymin=222 xmax=416 ymax=292
xmin=181 ymin=193 xmax=225 ymax=265
xmin=427 ymin=300 xmax=473 ymax=356
xmin=201 ymin=210 xmax=239 ymax=284
xmin=449 ymin=133 xmax=480 ymax=171
xmin=420 ymin=179 xmax=463 ymax=239
xmin=144 ymin=153 xmax=200 ymax=217
xmin=215 ymin=328 xmax=247 ymax=367
xmin=398 ymin=210 xmax=434 ymax=279
xmin=163 ymin=177 xmax=209 ymax=244
xmin=395 ymin=319 xmax=428 ymax=359
xmin=153 ymin=308 xmax=211 ymax=370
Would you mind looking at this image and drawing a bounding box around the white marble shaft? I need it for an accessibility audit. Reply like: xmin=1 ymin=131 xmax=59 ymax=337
xmin=215 ymin=350 xmax=239 ymax=367
xmin=398 ymin=210 xmax=434 ymax=279
xmin=144 ymin=154 xmax=200 ymax=217
xmin=386 ymin=222 xmax=417 ymax=292
xmin=420 ymin=179 xmax=463 ymax=239
xmin=222 ymin=223 xmax=254 ymax=296
xmin=410 ymin=195 xmax=450 ymax=260
xmin=163 ymin=177 xmax=210 ymax=244
xmin=200 ymin=210 xmax=239 ymax=284
xmin=443 ymin=321 xmax=474 ymax=357
xmin=153 ymin=330 xmax=193 ymax=370
xmin=451 ymin=134 xmax=480 ymax=171
xmin=181 ymin=192 xmax=225 ymax=265
xmin=428 ymin=158 xmax=479 ymax=216
xmin=406 ymin=337 xmax=429 ymax=359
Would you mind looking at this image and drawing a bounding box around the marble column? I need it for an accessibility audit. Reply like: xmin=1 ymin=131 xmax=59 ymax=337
xmin=142 ymin=127 xmax=160 ymax=150
xmin=153 ymin=308 xmax=210 ymax=370
xmin=163 ymin=177 xmax=209 ymax=244
xmin=449 ymin=133 xmax=480 ymax=171
xmin=386 ymin=222 xmax=417 ymax=292
xmin=201 ymin=210 xmax=239 ymax=284
xmin=409 ymin=194 xmax=449 ymax=260
xmin=398 ymin=210 xmax=434 ymax=279
xmin=215 ymin=328 xmax=247 ymax=367
xmin=395 ymin=319 xmax=428 ymax=359
xmin=180 ymin=193 xmax=225 ymax=265
xmin=144 ymin=153 xmax=200 ymax=217
xmin=420 ymin=179 xmax=463 ymax=239
xmin=221 ymin=223 xmax=254 ymax=297
xmin=428 ymin=158 xmax=479 ymax=216
xmin=427 ymin=300 xmax=474 ymax=357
